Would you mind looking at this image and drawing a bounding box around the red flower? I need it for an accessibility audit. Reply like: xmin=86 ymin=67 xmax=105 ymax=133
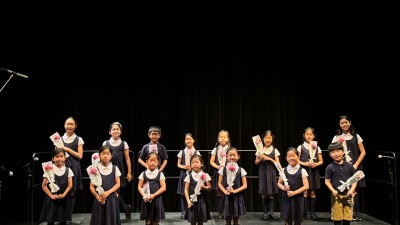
xmin=219 ymin=150 xmax=226 ymax=157
xmin=92 ymin=155 xmax=98 ymax=160
xmin=54 ymin=136 xmax=60 ymax=140
xmin=228 ymin=164 xmax=236 ymax=172
xmin=311 ymin=142 xmax=317 ymax=149
xmin=200 ymin=173 xmax=206 ymax=181
xmin=89 ymin=167 xmax=98 ymax=175
xmin=44 ymin=164 xmax=53 ymax=171
xmin=338 ymin=137 xmax=345 ymax=143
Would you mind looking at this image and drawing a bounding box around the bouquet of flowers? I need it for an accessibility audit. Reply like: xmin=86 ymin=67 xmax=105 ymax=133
xmin=149 ymin=144 xmax=158 ymax=154
xmin=50 ymin=132 xmax=64 ymax=148
xmin=274 ymin=161 xmax=289 ymax=186
xmin=337 ymin=135 xmax=352 ymax=162
xmin=142 ymin=182 xmax=151 ymax=202
xmin=338 ymin=171 xmax=365 ymax=192
xmin=190 ymin=172 xmax=207 ymax=202
xmin=42 ymin=161 xmax=60 ymax=193
xmin=309 ymin=141 xmax=318 ymax=162
xmin=91 ymin=153 xmax=100 ymax=167
xmin=86 ymin=153 xmax=104 ymax=195
xmin=252 ymin=135 xmax=264 ymax=152
xmin=226 ymin=162 xmax=237 ymax=189
xmin=217 ymin=147 xmax=226 ymax=166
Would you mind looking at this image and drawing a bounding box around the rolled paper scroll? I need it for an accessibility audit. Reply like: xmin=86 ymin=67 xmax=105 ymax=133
xmin=274 ymin=161 xmax=289 ymax=186
xmin=252 ymin=135 xmax=264 ymax=152
xmin=338 ymin=170 xmax=365 ymax=192
xmin=143 ymin=182 xmax=151 ymax=202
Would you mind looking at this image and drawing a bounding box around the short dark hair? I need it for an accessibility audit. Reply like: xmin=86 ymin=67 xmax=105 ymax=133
xmin=327 ymin=142 xmax=344 ymax=152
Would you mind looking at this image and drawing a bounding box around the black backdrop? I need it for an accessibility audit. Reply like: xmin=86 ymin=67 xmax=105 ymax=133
xmin=1 ymin=1 xmax=399 ymax=224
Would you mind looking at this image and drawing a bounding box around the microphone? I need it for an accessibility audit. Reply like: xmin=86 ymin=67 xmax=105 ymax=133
xmin=1 ymin=68 xmax=29 ymax=79
xmin=378 ymin=155 xmax=395 ymax=159
xmin=0 ymin=166 xmax=13 ymax=176
xmin=22 ymin=157 xmax=39 ymax=169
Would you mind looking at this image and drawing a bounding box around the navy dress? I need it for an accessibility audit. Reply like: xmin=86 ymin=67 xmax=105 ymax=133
xmin=90 ymin=165 xmax=120 ymax=225
xmin=106 ymin=140 xmax=128 ymax=188
xmin=39 ymin=167 xmax=72 ymax=223
xmin=258 ymin=148 xmax=279 ymax=195
xmin=63 ymin=137 xmax=83 ymax=191
xmin=343 ymin=134 xmax=366 ymax=187
xmin=299 ymin=144 xmax=321 ymax=190
xmin=220 ymin=168 xmax=247 ymax=217
xmin=140 ymin=171 xmax=166 ymax=222
xmin=177 ymin=149 xmax=198 ymax=196
xmin=186 ymin=173 xmax=211 ymax=223
xmin=280 ymin=167 xmax=305 ymax=222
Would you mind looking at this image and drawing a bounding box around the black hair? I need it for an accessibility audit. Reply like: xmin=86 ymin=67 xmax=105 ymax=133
xmin=327 ymin=142 xmax=344 ymax=152
xmin=99 ymin=145 xmax=112 ymax=154
xmin=148 ymin=126 xmax=162 ymax=135
xmin=335 ymin=115 xmax=356 ymax=135
xmin=110 ymin=122 xmax=122 ymax=130
xmin=190 ymin=155 xmax=204 ymax=170
xmin=146 ymin=152 xmax=160 ymax=161
xmin=52 ymin=147 xmax=65 ymax=158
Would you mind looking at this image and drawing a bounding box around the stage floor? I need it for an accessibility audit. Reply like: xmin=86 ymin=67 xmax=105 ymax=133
xmin=35 ymin=212 xmax=390 ymax=225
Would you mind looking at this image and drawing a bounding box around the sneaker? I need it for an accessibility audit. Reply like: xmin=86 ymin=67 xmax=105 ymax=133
xmin=262 ymin=213 xmax=269 ymax=220
xmin=304 ymin=212 xmax=311 ymax=220
xmin=353 ymin=216 xmax=362 ymax=221
xmin=180 ymin=212 xmax=185 ymax=219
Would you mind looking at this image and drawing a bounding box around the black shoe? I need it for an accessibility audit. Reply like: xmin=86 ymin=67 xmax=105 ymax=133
xmin=125 ymin=205 xmax=131 ymax=220
xmin=262 ymin=213 xmax=269 ymax=220
xmin=181 ymin=212 xmax=185 ymax=219
xmin=304 ymin=212 xmax=311 ymax=220
xmin=269 ymin=213 xmax=279 ymax=220
xmin=310 ymin=213 xmax=317 ymax=220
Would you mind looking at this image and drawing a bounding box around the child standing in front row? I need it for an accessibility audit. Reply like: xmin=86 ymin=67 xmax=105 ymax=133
xmin=89 ymin=145 xmax=121 ymax=225
xmin=39 ymin=148 xmax=74 ymax=225
xmin=325 ymin=142 xmax=357 ymax=225
xmin=297 ymin=127 xmax=323 ymax=220
xmin=138 ymin=152 xmax=166 ymax=225
xmin=278 ymin=147 xmax=309 ymax=225
xmin=184 ymin=155 xmax=212 ymax=225
xmin=177 ymin=133 xmax=201 ymax=219
xmin=218 ymin=147 xmax=247 ymax=225
xmin=209 ymin=129 xmax=231 ymax=219
xmin=254 ymin=130 xmax=280 ymax=220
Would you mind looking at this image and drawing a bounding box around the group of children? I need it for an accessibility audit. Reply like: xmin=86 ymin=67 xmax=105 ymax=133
xmin=38 ymin=115 xmax=366 ymax=225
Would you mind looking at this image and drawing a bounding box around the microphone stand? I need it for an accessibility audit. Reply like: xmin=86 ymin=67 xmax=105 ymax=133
xmin=24 ymin=159 xmax=36 ymax=225
xmin=387 ymin=153 xmax=398 ymax=225
xmin=0 ymin=73 xmax=15 ymax=94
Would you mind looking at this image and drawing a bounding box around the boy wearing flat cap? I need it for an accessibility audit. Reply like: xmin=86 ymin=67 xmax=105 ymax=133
xmin=325 ymin=142 xmax=357 ymax=225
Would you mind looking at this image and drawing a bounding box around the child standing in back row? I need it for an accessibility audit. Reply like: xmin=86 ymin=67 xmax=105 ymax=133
xmin=254 ymin=130 xmax=280 ymax=220
xmin=177 ymin=133 xmax=201 ymax=219
xmin=102 ymin=122 xmax=132 ymax=220
xmin=138 ymin=126 xmax=168 ymax=173
xmin=209 ymin=129 xmax=231 ymax=219
xmin=297 ymin=127 xmax=323 ymax=220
